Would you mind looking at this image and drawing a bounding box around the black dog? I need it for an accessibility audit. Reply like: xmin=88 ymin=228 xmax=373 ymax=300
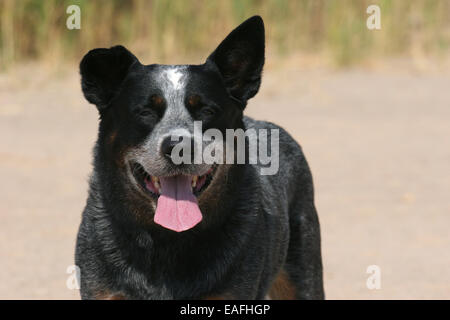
xmin=75 ymin=16 xmax=324 ymax=299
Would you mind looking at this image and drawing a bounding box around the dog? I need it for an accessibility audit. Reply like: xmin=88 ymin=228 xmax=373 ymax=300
xmin=75 ymin=16 xmax=324 ymax=300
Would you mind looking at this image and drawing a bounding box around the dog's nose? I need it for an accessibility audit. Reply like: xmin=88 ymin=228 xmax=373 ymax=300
xmin=161 ymin=135 xmax=196 ymax=164
xmin=161 ymin=136 xmax=182 ymax=159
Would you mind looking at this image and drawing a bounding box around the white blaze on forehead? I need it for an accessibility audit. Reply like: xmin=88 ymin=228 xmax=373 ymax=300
xmin=164 ymin=67 xmax=185 ymax=90
xmin=156 ymin=66 xmax=191 ymax=130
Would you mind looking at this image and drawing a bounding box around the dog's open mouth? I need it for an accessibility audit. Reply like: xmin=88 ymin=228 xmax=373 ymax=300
xmin=130 ymin=162 xmax=216 ymax=232
xmin=131 ymin=162 xmax=215 ymax=197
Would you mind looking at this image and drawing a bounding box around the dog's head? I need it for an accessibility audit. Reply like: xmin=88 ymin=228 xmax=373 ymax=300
xmin=80 ymin=16 xmax=265 ymax=232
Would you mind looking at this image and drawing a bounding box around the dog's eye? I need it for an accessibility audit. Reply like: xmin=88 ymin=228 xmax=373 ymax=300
xmin=201 ymin=107 xmax=216 ymax=116
xmin=139 ymin=110 xmax=152 ymax=117
xmin=186 ymin=95 xmax=218 ymax=119
xmin=138 ymin=94 xmax=165 ymax=118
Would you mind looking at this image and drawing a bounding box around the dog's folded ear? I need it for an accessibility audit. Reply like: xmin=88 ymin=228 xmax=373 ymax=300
xmin=207 ymin=16 xmax=265 ymax=106
xmin=80 ymin=45 xmax=139 ymax=111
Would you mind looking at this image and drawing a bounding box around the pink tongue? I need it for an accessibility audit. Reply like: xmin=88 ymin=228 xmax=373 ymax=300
xmin=154 ymin=176 xmax=202 ymax=232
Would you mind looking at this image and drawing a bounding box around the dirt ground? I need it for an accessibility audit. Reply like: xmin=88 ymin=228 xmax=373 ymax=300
xmin=0 ymin=62 xmax=449 ymax=299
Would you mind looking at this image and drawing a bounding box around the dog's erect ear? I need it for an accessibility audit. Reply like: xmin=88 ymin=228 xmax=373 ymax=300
xmin=207 ymin=16 xmax=265 ymax=105
xmin=80 ymin=45 xmax=139 ymax=110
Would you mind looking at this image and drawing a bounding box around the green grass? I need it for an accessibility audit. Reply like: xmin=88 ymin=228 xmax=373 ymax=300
xmin=1 ymin=0 xmax=449 ymax=69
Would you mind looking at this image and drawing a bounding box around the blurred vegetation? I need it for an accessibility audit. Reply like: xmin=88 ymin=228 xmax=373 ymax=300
xmin=1 ymin=0 xmax=449 ymax=69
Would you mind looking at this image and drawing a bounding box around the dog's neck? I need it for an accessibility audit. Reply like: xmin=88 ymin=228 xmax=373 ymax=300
xmin=86 ymin=162 xmax=260 ymax=296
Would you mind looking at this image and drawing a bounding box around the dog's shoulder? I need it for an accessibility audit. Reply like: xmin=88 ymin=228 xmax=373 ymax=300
xmin=243 ymin=116 xmax=314 ymax=207
xmin=243 ymin=115 xmax=306 ymax=163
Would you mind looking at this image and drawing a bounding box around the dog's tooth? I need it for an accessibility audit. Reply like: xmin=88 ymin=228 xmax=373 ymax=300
xmin=192 ymin=176 xmax=198 ymax=188
xmin=151 ymin=176 xmax=161 ymax=192
xmin=151 ymin=176 xmax=160 ymax=185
